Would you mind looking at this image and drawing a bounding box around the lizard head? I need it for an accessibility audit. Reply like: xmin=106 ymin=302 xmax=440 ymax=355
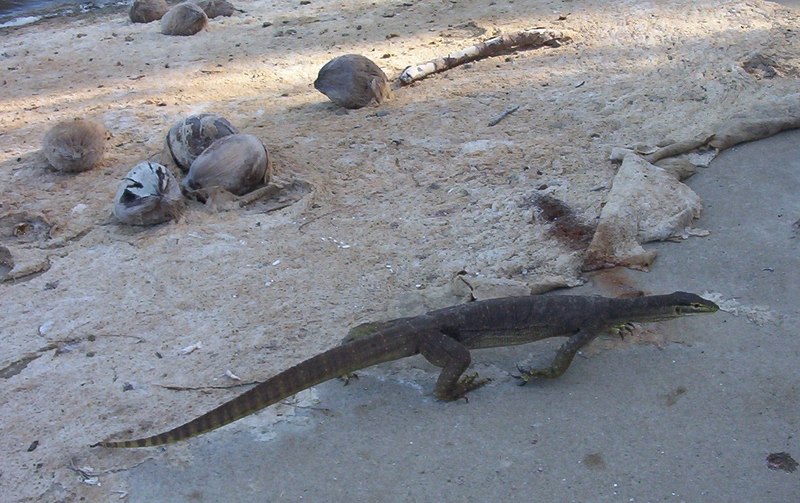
xmin=622 ymin=291 xmax=719 ymax=323
xmin=666 ymin=291 xmax=719 ymax=315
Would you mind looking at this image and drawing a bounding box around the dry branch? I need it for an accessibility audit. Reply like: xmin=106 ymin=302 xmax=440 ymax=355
xmin=488 ymin=105 xmax=521 ymax=126
xmin=643 ymin=134 xmax=715 ymax=164
xmin=399 ymin=28 xmax=572 ymax=84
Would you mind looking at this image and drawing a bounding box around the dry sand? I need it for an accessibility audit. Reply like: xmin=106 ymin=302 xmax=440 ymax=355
xmin=1 ymin=0 xmax=799 ymax=500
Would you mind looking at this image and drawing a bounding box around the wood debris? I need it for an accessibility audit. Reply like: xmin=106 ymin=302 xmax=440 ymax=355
xmin=399 ymin=28 xmax=572 ymax=84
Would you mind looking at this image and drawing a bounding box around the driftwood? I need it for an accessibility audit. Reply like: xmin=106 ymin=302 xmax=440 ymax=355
xmin=399 ymin=29 xmax=572 ymax=84
xmin=643 ymin=134 xmax=715 ymax=164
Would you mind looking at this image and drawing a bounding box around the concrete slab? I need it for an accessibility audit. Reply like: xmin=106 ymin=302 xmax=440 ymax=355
xmin=118 ymin=129 xmax=799 ymax=501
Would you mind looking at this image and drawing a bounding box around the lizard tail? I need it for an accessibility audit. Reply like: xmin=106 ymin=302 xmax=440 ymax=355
xmin=93 ymin=331 xmax=411 ymax=448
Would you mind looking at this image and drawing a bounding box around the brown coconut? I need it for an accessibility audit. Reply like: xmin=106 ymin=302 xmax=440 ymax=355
xmin=42 ymin=119 xmax=107 ymax=173
xmin=161 ymin=2 xmax=208 ymax=36
xmin=165 ymin=113 xmax=238 ymax=172
xmin=313 ymin=54 xmax=392 ymax=109
xmin=193 ymin=0 xmax=238 ymax=18
xmin=181 ymin=134 xmax=270 ymax=199
xmin=129 ymin=0 xmax=169 ymax=23
xmin=114 ymin=162 xmax=184 ymax=226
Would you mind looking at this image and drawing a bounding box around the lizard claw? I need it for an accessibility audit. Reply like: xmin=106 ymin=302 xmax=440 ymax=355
xmin=513 ymin=364 xmax=531 ymax=386
xmin=513 ymin=364 xmax=559 ymax=383
xmin=612 ymin=322 xmax=637 ymax=340
xmin=459 ymin=372 xmax=491 ymax=391
xmin=439 ymin=373 xmax=492 ymax=401
xmin=339 ymin=372 xmax=359 ymax=386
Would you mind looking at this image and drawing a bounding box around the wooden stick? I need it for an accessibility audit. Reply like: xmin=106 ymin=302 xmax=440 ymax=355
xmin=399 ymin=29 xmax=572 ymax=85
xmin=488 ymin=105 xmax=521 ymax=126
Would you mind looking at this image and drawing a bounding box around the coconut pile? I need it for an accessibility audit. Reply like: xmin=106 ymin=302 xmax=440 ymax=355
xmin=1 ymin=0 xmax=799 ymax=500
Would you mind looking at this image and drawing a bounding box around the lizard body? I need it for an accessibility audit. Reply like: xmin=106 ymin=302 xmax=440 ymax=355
xmin=93 ymin=291 xmax=717 ymax=448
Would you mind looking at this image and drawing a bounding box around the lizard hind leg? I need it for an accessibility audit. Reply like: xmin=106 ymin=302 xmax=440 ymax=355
xmin=419 ymin=331 xmax=490 ymax=401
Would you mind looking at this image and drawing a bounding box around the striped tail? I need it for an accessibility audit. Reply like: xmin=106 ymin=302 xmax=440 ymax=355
xmin=93 ymin=331 xmax=415 ymax=448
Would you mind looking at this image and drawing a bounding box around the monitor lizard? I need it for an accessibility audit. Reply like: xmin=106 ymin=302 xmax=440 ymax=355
xmin=93 ymin=291 xmax=718 ymax=448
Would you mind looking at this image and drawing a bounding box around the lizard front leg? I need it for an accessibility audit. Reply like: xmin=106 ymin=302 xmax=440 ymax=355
xmin=418 ymin=331 xmax=490 ymax=400
xmin=516 ymin=328 xmax=598 ymax=383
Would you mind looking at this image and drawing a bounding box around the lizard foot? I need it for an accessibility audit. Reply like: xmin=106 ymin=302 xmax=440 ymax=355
xmin=610 ymin=322 xmax=636 ymax=340
xmin=338 ymin=372 xmax=359 ymax=386
xmin=513 ymin=364 xmax=560 ymax=385
xmin=512 ymin=364 xmax=530 ymax=386
xmin=439 ymin=373 xmax=491 ymax=402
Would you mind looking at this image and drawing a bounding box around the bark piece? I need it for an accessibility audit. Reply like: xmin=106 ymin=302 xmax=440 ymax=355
xmin=583 ymin=155 xmax=703 ymax=271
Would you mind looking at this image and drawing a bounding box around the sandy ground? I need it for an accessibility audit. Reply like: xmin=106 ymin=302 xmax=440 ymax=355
xmin=1 ymin=0 xmax=799 ymax=501
xmin=117 ymin=128 xmax=800 ymax=502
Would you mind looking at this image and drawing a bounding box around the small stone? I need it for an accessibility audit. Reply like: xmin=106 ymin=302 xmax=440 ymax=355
xmin=38 ymin=321 xmax=54 ymax=335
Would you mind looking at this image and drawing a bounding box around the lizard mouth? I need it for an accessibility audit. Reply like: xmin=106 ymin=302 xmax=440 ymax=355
xmin=676 ymin=302 xmax=719 ymax=315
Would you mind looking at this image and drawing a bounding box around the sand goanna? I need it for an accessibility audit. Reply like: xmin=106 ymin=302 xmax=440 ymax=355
xmin=93 ymin=291 xmax=718 ymax=448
